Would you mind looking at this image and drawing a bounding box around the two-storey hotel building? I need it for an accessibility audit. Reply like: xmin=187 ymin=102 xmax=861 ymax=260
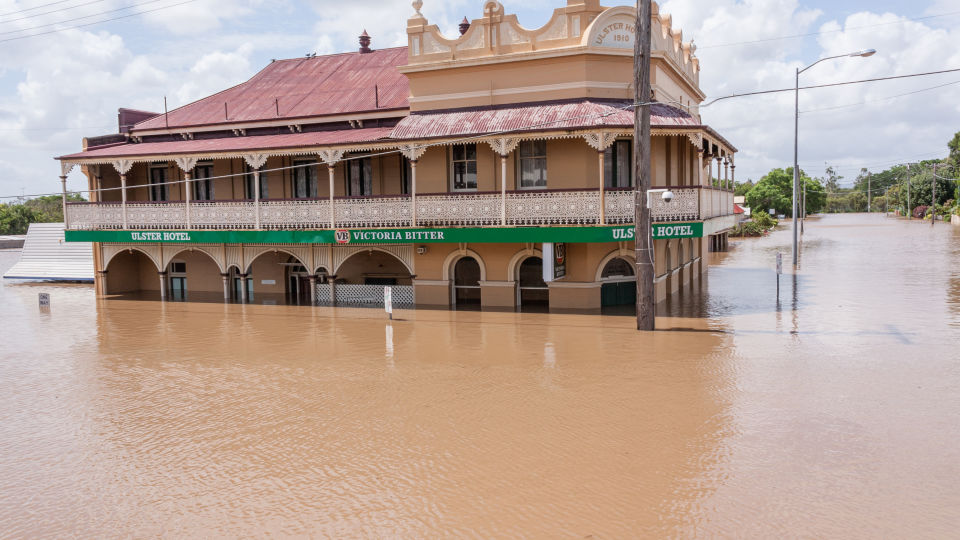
xmin=57 ymin=0 xmax=737 ymax=312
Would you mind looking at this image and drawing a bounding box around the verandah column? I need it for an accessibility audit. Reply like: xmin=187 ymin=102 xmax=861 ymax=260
xmin=221 ymin=273 xmax=230 ymax=301
xmin=318 ymin=150 xmax=344 ymax=228
xmin=158 ymin=271 xmax=168 ymax=300
xmin=582 ymin=132 xmax=617 ymax=225
xmin=174 ymin=157 xmax=198 ymax=230
xmin=483 ymin=138 xmax=519 ymax=225
xmin=59 ymin=162 xmax=75 ymax=230
xmin=110 ymin=160 xmax=134 ymax=229
xmin=242 ymin=154 xmax=269 ymax=229
xmin=399 ymin=145 xmax=428 ymax=227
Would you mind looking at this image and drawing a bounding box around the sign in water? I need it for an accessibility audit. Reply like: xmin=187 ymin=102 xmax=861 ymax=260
xmin=384 ymin=286 xmax=393 ymax=319
xmin=541 ymin=242 xmax=567 ymax=282
xmin=38 ymin=293 xmax=50 ymax=308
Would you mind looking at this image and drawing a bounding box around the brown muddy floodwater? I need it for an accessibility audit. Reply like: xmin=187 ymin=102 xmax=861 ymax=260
xmin=1 ymin=213 xmax=959 ymax=538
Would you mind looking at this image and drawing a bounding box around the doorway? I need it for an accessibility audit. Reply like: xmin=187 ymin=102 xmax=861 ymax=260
xmin=453 ymin=256 xmax=481 ymax=308
xmin=517 ymin=256 xmax=548 ymax=311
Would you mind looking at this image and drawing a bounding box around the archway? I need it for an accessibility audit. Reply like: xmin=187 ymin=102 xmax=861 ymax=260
xmin=453 ymin=256 xmax=481 ymax=307
xmin=245 ymin=250 xmax=310 ymax=305
xmin=516 ymin=256 xmax=548 ymax=311
xmin=334 ymin=250 xmax=413 ymax=306
xmin=226 ymin=265 xmax=251 ymax=302
xmin=600 ymin=257 xmax=636 ymax=308
xmin=162 ymin=249 xmax=222 ymax=301
xmin=285 ymin=256 xmax=313 ymax=305
xmin=104 ymin=248 xmax=160 ymax=296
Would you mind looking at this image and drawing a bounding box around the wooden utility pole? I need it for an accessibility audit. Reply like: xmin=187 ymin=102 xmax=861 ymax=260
xmin=906 ymin=163 xmax=911 ymax=219
xmin=634 ymin=0 xmax=655 ymax=331
xmin=931 ymin=163 xmax=936 ymax=227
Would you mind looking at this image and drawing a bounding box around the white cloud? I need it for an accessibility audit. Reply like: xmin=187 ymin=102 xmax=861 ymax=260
xmin=662 ymin=0 xmax=960 ymax=183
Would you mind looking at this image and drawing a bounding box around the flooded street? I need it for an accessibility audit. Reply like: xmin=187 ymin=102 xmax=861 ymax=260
xmin=1 ymin=213 xmax=958 ymax=538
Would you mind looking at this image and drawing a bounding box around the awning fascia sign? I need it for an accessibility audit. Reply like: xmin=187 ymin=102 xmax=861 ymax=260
xmin=65 ymin=223 xmax=703 ymax=244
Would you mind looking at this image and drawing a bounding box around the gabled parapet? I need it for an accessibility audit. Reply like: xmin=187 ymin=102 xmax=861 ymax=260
xmin=406 ymin=1 xmax=699 ymax=84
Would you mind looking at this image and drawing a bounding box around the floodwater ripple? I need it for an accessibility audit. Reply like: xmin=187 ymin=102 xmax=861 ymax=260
xmin=0 ymin=214 xmax=958 ymax=538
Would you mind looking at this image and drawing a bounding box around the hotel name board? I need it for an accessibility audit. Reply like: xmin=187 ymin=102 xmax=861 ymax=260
xmin=67 ymin=223 xmax=704 ymax=244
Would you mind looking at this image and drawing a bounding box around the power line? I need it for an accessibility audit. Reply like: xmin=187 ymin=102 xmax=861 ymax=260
xmin=0 ymin=0 xmax=185 ymax=37
xmin=697 ymin=10 xmax=960 ymax=50
xmin=1 ymin=0 xmax=107 ymax=24
xmin=702 ymin=67 xmax=960 ymax=106
xmin=799 ymin=79 xmax=960 ymax=114
xmin=0 ymin=0 xmax=78 ymax=18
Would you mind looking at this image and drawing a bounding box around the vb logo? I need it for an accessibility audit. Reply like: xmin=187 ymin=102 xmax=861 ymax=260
xmin=334 ymin=229 xmax=350 ymax=244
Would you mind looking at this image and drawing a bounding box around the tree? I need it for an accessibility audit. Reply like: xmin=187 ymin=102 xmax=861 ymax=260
xmin=948 ymin=130 xmax=960 ymax=171
xmin=0 ymin=204 xmax=41 ymax=235
xmin=744 ymin=167 xmax=815 ymax=217
xmin=824 ymin=165 xmax=843 ymax=193
xmin=734 ymin=179 xmax=754 ymax=196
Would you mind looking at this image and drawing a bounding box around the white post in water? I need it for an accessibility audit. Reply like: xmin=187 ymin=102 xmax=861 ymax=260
xmin=776 ymin=251 xmax=783 ymax=299
xmin=384 ymin=286 xmax=393 ymax=320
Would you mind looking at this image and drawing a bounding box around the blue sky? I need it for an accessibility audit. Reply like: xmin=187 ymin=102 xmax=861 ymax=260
xmin=0 ymin=0 xmax=958 ymax=198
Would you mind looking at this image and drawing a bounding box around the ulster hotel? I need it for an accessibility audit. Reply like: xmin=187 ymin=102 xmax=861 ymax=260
xmin=58 ymin=0 xmax=737 ymax=311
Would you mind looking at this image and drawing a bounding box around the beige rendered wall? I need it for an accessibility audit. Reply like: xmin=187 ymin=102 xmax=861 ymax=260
xmin=167 ymin=250 xmax=223 ymax=293
xmin=105 ymin=251 xmax=147 ymax=293
xmin=248 ymin=252 xmax=289 ymax=296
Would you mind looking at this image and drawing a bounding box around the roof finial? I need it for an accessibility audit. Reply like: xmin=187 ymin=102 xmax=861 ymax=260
xmin=412 ymin=0 xmax=423 ymax=16
xmin=459 ymin=16 xmax=470 ymax=35
xmin=359 ymin=29 xmax=372 ymax=53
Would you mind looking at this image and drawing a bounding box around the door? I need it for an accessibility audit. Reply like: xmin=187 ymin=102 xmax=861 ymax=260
xmin=517 ymin=257 xmax=548 ymax=311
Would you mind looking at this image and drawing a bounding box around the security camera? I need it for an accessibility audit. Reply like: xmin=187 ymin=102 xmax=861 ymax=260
xmin=661 ymin=190 xmax=675 ymax=203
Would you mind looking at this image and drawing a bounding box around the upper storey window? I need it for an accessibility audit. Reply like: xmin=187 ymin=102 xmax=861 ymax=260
xmin=149 ymin=164 xmax=168 ymax=202
xmin=517 ymin=141 xmax=547 ymax=189
xmin=604 ymin=140 xmax=633 ymax=188
xmin=347 ymin=157 xmax=373 ymax=197
xmin=292 ymin=160 xmax=318 ymax=199
xmin=193 ymin=162 xmax=214 ymax=201
xmin=244 ymin=164 xmax=268 ymax=200
xmin=451 ymin=144 xmax=477 ymax=191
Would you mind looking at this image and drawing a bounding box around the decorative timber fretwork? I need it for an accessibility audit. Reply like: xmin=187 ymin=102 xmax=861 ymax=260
xmin=583 ymin=132 xmax=618 ymax=152
xmin=174 ymin=157 xmax=198 ymax=172
xmin=398 ymin=144 xmax=427 ymax=161
xmin=242 ymin=154 xmax=269 ymax=169
xmin=485 ymin=137 xmax=520 ymax=156
xmin=111 ymin=160 xmax=134 ymax=175
xmin=318 ymin=149 xmax=344 ymax=165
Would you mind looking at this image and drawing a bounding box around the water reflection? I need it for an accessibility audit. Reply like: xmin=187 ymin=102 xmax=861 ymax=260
xmin=1 ymin=214 xmax=958 ymax=537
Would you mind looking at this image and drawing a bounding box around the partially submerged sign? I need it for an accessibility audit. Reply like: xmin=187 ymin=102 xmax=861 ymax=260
xmin=38 ymin=293 xmax=50 ymax=307
xmin=384 ymin=286 xmax=393 ymax=318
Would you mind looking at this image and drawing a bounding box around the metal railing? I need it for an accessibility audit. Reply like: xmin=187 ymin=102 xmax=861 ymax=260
xmin=66 ymin=187 xmax=733 ymax=230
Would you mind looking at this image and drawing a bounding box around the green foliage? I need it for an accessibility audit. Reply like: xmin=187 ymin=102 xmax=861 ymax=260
xmin=0 ymin=193 xmax=85 ymax=235
xmin=752 ymin=210 xmax=777 ymax=228
xmin=0 ymin=204 xmax=41 ymax=235
xmin=743 ymin=167 xmax=822 ymax=217
xmin=731 ymin=221 xmax=766 ymax=237
xmin=734 ymin=179 xmax=754 ymax=196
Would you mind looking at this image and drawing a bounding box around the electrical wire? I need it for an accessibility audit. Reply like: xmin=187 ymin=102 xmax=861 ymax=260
xmin=799 ymin=79 xmax=960 ymax=114
xmin=0 ymin=0 xmax=185 ymax=37
xmin=0 ymin=0 xmax=196 ymax=42
xmin=0 ymin=0 xmax=107 ymax=24
xmin=0 ymin=0 xmax=78 ymax=18
xmin=696 ymin=10 xmax=960 ymax=50
xmin=701 ymin=67 xmax=960 ymax=107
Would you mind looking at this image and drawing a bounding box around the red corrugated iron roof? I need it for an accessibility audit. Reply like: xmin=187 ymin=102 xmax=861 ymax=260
xmin=389 ymin=100 xmax=698 ymax=139
xmin=133 ymin=48 xmax=409 ymax=132
xmin=58 ymin=127 xmax=394 ymax=160
xmin=734 ymin=203 xmax=745 ymax=214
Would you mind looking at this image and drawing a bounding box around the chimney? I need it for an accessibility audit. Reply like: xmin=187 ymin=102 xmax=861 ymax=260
xmin=459 ymin=17 xmax=470 ymax=35
xmin=359 ymin=29 xmax=372 ymax=53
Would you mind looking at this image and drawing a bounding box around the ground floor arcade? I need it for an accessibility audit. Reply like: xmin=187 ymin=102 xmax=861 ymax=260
xmin=94 ymin=233 xmax=725 ymax=312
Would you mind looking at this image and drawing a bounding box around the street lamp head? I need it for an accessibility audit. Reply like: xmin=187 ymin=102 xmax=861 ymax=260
xmin=850 ymin=49 xmax=876 ymax=57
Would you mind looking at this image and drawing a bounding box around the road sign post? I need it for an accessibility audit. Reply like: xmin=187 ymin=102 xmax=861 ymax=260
xmin=776 ymin=252 xmax=783 ymax=299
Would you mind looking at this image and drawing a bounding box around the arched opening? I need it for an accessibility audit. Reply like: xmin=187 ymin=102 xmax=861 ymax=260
xmin=245 ymin=250 xmax=309 ymax=305
xmin=104 ymin=249 xmax=159 ymax=297
xmin=517 ymin=256 xmax=548 ymax=311
xmin=334 ymin=250 xmax=413 ymax=306
xmin=453 ymin=256 xmax=481 ymax=307
xmin=285 ymin=256 xmax=313 ymax=305
xmin=227 ymin=266 xmax=252 ymax=302
xmin=163 ymin=249 xmax=222 ymax=302
xmin=600 ymin=257 xmax=636 ymax=309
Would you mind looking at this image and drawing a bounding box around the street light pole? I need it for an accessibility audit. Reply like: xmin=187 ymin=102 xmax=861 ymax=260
xmin=792 ymin=48 xmax=875 ymax=266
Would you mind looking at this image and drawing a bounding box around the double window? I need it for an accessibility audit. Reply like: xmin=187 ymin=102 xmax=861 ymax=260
xmin=193 ymin=162 xmax=214 ymax=200
xmin=517 ymin=141 xmax=547 ymax=189
xmin=244 ymin=165 xmax=269 ymax=200
xmin=347 ymin=157 xmax=372 ymax=196
xmin=291 ymin=160 xmax=318 ymax=199
xmin=399 ymin=156 xmax=413 ymax=195
xmin=451 ymin=144 xmax=477 ymax=191
xmin=604 ymin=140 xmax=633 ymax=188
xmin=149 ymin=165 xmax=168 ymax=202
